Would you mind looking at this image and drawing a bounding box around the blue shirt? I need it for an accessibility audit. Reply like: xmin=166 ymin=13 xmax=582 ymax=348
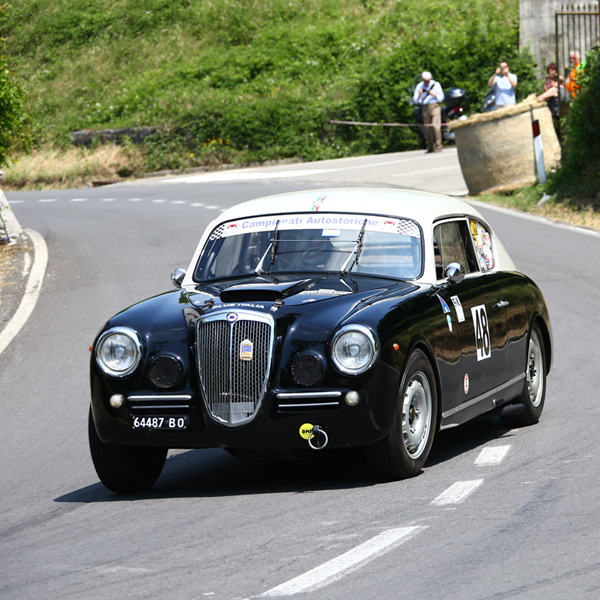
xmin=413 ymin=80 xmax=445 ymax=105
xmin=493 ymin=73 xmax=518 ymax=106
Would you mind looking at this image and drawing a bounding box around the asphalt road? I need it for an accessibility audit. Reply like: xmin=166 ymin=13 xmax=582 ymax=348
xmin=1 ymin=148 xmax=600 ymax=599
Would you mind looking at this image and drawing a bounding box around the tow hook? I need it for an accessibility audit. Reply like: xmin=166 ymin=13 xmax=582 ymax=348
xmin=307 ymin=425 xmax=329 ymax=450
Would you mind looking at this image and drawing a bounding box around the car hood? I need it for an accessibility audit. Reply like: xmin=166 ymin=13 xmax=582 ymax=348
xmin=186 ymin=274 xmax=417 ymax=312
xmin=101 ymin=274 xmax=419 ymax=344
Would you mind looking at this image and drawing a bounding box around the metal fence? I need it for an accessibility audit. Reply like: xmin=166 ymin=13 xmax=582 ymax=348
xmin=555 ymin=3 xmax=599 ymax=78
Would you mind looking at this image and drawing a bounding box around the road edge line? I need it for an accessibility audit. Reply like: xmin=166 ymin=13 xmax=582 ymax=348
xmin=0 ymin=229 xmax=48 ymax=357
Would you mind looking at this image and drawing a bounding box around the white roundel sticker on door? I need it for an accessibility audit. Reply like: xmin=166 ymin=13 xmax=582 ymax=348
xmin=471 ymin=304 xmax=491 ymax=361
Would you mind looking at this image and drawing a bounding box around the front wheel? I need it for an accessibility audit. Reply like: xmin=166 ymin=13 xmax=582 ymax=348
xmin=88 ymin=408 xmax=167 ymax=493
xmin=368 ymin=349 xmax=438 ymax=480
xmin=502 ymin=323 xmax=547 ymax=428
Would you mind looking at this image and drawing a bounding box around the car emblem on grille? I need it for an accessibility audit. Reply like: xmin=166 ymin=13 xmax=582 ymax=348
xmin=227 ymin=313 xmax=238 ymax=323
xmin=240 ymin=339 xmax=253 ymax=361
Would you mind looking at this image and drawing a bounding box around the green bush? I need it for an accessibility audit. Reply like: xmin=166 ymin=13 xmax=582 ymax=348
xmin=547 ymin=47 xmax=600 ymax=202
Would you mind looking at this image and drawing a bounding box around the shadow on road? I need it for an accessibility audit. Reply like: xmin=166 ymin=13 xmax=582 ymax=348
xmin=427 ymin=413 xmax=515 ymax=467
xmin=55 ymin=415 xmax=514 ymax=503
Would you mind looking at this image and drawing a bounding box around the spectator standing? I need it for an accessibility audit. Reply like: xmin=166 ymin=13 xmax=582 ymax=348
xmin=487 ymin=60 xmax=518 ymax=109
xmin=413 ymin=71 xmax=444 ymax=153
xmin=565 ymin=50 xmax=582 ymax=98
xmin=536 ymin=62 xmax=561 ymax=119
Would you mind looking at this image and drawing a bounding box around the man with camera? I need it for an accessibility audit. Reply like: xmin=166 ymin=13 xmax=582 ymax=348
xmin=413 ymin=71 xmax=445 ymax=153
xmin=487 ymin=61 xmax=518 ymax=109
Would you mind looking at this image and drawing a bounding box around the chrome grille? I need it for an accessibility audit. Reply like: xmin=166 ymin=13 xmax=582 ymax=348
xmin=196 ymin=311 xmax=274 ymax=426
xmin=276 ymin=391 xmax=342 ymax=413
xmin=128 ymin=394 xmax=192 ymax=415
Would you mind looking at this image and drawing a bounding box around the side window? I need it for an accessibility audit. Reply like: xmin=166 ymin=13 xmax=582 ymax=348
xmin=470 ymin=220 xmax=495 ymax=271
xmin=433 ymin=220 xmax=479 ymax=280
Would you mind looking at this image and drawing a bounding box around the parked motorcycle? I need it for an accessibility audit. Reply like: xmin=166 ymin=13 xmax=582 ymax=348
xmin=482 ymin=89 xmax=496 ymax=112
xmin=441 ymin=87 xmax=467 ymax=141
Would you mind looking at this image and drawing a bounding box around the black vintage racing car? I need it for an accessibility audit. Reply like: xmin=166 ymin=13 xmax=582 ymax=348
xmin=89 ymin=188 xmax=551 ymax=492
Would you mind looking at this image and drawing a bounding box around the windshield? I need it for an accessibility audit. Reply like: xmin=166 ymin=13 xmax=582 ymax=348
xmin=193 ymin=212 xmax=423 ymax=282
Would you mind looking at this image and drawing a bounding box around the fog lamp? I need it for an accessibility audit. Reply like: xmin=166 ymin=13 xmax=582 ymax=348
xmin=109 ymin=393 xmax=125 ymax=409
xmin=345 ymin=391 xmax=360 ymax=406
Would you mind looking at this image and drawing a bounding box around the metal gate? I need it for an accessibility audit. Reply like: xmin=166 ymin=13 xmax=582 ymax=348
xmin=555 ymin=3 xmax=599 ymax=80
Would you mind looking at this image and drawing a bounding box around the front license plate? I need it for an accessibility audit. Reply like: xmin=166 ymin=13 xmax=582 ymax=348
xmin=132 ymin=416 xmax=189 ymax=430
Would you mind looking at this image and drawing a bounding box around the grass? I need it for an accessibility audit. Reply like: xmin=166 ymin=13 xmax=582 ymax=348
xmin=476 ymin=185 xmax=600 ymax=231
xmin=2 ymin=0 xmax=530 ymax=175
xmin=3 ymin=145 xmax=145 ymax=189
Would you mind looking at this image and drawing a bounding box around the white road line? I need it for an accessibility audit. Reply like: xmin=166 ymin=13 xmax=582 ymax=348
xmin=159 ymin=151 xmax=459 ymax=185
xmin=261 ymin=526 xmax=424 ymax=597
xmin=129 ymin=198 xmax=145 ymax=202
xmin=475 ymin=445 xmax=510 ymax=467
xmin=93 ymin=565 xmax=150 ymax=574
xmin=22 ymin=252 xmax=31 ymax=277
xmin=70 ymin=198 xmax=89 ymax=202
xmin=0 ymin=229 xmax=48 ymax=357
xmin=161 ymin=168 xmax=337 ymax=184
xmin=101 ymin=198 xmax=117 ymax=202
xmin=431 ymin=480 xmax=484 ymax=506
xmin=38 ymin=198 xmax=57 ymax=203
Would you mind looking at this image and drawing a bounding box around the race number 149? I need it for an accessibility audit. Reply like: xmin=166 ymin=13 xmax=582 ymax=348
xmin=471 ymin=305 xmax=491 ymax=361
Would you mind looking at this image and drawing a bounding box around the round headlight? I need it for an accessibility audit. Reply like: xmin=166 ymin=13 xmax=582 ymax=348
xmin=96 ymin=327 xmax=142 ymax=377
xmin=331 ymin=325 xmax=378 ymax=375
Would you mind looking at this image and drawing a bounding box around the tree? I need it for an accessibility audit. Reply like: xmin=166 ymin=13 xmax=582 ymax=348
xmin=548 ymin=47 xmax=600 ymax=201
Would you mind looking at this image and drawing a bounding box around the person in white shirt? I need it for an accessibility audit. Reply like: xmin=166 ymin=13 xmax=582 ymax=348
xmin=487 ymin=60 xmax=518 ymax=109
xmin=413 ymin=71 xmax=445 ymax=153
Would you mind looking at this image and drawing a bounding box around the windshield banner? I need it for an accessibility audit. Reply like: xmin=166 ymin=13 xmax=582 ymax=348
xmin=220 ymin=213 xmax=420 ymax=238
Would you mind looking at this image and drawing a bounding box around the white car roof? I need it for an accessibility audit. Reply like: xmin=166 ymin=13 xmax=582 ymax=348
xmin=217 ymin=188 xmax=484 ymax=224
xmin=183 ymin=188 xmax=516 ymax=287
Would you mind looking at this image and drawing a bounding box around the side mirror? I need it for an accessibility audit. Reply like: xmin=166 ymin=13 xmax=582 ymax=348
xmin=171 ymin=268 xmax=186 ymax=289
xmin=445 ymin=262 xmax=465 ymax=284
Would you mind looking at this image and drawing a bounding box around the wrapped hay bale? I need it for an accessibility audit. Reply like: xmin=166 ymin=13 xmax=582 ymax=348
xmin=449 ymin=96 xmax=561 ymax=195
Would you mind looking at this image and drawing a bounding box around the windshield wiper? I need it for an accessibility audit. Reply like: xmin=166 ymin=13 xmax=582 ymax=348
xmin=340 ymin=219 xmax=367 ymax=275
xmin=255 ymin=220 xmax=281 ymax=275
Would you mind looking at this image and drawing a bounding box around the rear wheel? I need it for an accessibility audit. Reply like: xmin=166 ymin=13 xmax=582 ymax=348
xmin=502 ymin=323 xmax=546 ymax=428
xmin=88 ymin=408 xmax=167 ymax=493
xmin=369 ymin=349 xmax=437 ymax=479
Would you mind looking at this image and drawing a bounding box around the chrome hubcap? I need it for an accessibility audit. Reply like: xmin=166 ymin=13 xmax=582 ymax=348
xmin=527 ymin=330 xmax=544 ymax=407
xmin=401 ymin=371 xmax=432 ymax=459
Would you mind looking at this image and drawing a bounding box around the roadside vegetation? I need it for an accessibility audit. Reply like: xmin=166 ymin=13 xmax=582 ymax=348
xmin=0 ymin=4 xmax=30 ymax=167
xmin=2 ymin=0 xmax=533 ymax=185
xmin=0 ymin=0 xmax=597 ymax=231
xmin=546 ymin=47 xmax=600 ymax=203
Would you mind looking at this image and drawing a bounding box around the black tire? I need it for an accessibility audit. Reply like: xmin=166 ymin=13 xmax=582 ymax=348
xmin=368 ymin=349 xmax=438 ymax=480
xmin=88 ymin=408 xmax=167 ymax=493
xmin=502 ymin=323 xmax=547 ymax=428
